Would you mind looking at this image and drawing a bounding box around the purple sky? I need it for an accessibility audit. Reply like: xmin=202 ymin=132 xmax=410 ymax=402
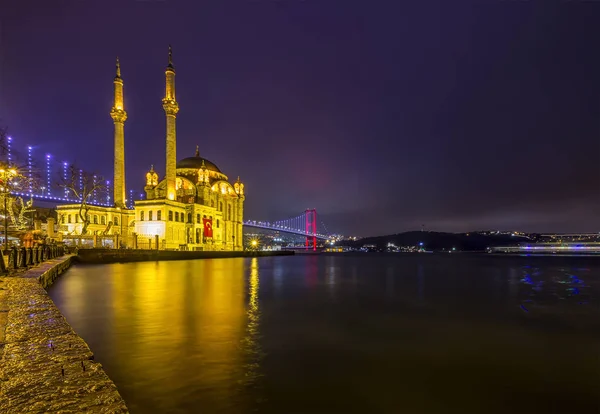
xmin=1 ymin=1 xmax=599 ymax=236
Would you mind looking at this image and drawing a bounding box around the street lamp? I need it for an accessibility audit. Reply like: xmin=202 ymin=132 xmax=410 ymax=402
xmin=0 ymin=166 xmax=18 ymax=248
xmin=116 ymin=206 xmax=124 ymax=248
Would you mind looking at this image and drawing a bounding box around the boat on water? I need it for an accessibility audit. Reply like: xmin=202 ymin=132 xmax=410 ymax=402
xmin=488 ymin=242 xmax=600 ymax=256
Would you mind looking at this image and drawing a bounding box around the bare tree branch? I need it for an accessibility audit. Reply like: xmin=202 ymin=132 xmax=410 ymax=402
xmin=60 ymin=164 xmax=107 ymax=235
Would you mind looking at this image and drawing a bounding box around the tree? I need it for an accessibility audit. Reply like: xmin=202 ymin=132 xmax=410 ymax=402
xmin=0 ymin=124 xmax=43 ymax=245
xmin=60 ymin=164 xmax=107 ymax=235
xmin=6 ymin=196 xmax=34 ymax=230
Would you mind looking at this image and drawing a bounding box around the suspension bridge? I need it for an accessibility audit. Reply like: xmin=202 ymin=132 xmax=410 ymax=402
xmin=243 ymin=209 xmax=333 ymax=250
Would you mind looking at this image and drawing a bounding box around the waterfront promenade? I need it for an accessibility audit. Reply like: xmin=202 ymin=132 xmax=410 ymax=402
xmin=0 ymin=256 xmax=128 ymax=413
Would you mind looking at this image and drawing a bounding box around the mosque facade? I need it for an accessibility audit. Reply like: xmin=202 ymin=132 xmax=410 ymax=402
xmin=57 ymin=48 xmax=245 ymax=251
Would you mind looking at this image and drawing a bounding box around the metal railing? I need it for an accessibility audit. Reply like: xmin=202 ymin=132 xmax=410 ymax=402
xmin=0 ymin=245 xmax=66 ymax=273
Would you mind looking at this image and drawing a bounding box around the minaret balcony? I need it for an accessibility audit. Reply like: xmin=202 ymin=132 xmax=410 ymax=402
xmin=110 ymin=108 xmax=127 ymax=123
xmin=162 ymin=100 xmax=179 ymax=116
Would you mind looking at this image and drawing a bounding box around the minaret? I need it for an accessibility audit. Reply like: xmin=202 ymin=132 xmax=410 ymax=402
xmin=162 ymin=45 xmax=179 ymax=200
xmin=110 ymin=57 xmax=127 ymax=208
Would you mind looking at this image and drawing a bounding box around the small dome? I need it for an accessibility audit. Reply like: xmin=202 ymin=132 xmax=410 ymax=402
xmin=176 ymin=156 xmax=221 ymax=173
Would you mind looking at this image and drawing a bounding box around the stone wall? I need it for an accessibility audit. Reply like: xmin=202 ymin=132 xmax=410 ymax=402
xmin=76 ymin=248 xmax=294 ymax=264
xmin=0 ymin=256 xmax=128 ymax=413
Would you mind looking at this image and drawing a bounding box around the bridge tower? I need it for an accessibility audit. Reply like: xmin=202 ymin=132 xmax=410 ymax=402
xmin=305 ymin=209 xmax=317 ymax=251
xmin=109 ymin=57 xmax=127 ymax=208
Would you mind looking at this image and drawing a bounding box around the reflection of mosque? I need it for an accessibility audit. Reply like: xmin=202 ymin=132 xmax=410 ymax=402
xmin=104 ymin=258 xmax=262 ymax=411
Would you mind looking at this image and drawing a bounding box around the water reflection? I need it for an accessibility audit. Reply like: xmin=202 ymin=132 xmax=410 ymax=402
xmin=48 ymin=255 xmax=600 ymax=414
xmin=272 ymin=258 xmax=283 ymax=293
xmin=305 ymin=255 xmax=318 ymax=288
xmin=518 ymin=265 xmax=591 ymax=310
xmin=50 ymin=259 xmax=259 ymax=413
xmin=417 ymin=264 xmax=424 ymax=302
xmin=385 ymin=266 xmax=394 ymax=299
xmin=242 ymin=258 xmax=262 ymax=391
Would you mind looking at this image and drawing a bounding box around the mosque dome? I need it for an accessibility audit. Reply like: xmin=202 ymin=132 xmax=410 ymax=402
xmin=176 ymin=147 xmax=221 ymax=172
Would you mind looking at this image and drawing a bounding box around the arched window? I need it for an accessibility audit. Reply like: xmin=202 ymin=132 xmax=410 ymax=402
xmin=140 ymin=211 xmax=145 ymax=221
xmin=101 ymin=216 xmax=106 ymax=225
xmin=157 ymin=210 xmax=162 ymax=220
xmin=187 ymin=213 xmax=192 ymax=223
xmin=227 ymin=205 xmax=231 ymax=221
xmin=75 ymin=215 xmax=79 ymax=223
xmin=175 ymin=212 xmax=179 ymax=222
xmin=168 ymin=211 xmax=173 ymax=221
xmin=68 ymin=215 xmax=72 ymax=223
xmin=93 ymin=215 xmax=98 ymax=224
xmin=196 ymin=214 xmax=200 ymax=224
xmin=61 ymin=215 xmax=65 ymax=224
xmin=149 ymin=211 xmax=153 ymax=221
xmin=217 ymin=219 xmax=220 ymax=228
xmin=114 ymin=216 xmax=119 ymax=226
xmin=219 ymin=201 xmax=223 ymax=212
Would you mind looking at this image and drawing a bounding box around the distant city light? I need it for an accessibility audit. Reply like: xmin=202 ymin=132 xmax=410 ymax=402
xmin=7 ymin=136 xmax=12 ymax=166
xmin=93 ymin=175 xmax=98 ymax=203
xmin=79 ymin=169 xmax=83 ymax=198
xmin=46 ymin=154 xmax=51 ymax=196
xmin=63 ymin=162 xmax=68 ymax=198
xmin=27 ymin=146 xmax=32 ymax=193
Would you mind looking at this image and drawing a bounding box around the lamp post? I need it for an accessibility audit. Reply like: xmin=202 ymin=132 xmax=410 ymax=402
xmin=0 ymin=166 xmax=18 ymax=249
xmin=118 ymin=207 xmax=124 ymax=248
xmin=3 ymin=194 xmax=6 ymax=248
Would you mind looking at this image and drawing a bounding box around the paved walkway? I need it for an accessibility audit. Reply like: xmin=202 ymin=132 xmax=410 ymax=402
xmin=0 ymin=256 xmax=129 ymax=413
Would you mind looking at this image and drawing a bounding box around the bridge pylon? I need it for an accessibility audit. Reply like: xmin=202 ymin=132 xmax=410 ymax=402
xmin=305 ymin=209 xmax=317 ymax=251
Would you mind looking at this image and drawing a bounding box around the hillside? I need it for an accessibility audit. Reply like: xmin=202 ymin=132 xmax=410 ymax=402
xmin=348 ymin=231 xmax=529 ymax=251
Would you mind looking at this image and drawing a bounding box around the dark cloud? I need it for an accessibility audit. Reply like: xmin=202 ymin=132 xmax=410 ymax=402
xmin=1 ymin=0 xmax=599 ymax=236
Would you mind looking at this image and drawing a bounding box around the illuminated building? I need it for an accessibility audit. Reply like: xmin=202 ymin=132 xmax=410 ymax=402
xmin=57 ymin=57 xmax=134 ymax=244
xmin=56 ymin=48 xmax=245 ymax=250
xmin=136 ymin=47 xmax=245 ymax=251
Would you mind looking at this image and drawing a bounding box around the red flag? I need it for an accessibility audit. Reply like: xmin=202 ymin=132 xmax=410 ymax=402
xmin=203 ymin=218 xmax=213 ymax=238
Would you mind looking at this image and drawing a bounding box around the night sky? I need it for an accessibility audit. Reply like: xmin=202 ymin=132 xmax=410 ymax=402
xmin=1 ymin=1 xmax=599 ymax=236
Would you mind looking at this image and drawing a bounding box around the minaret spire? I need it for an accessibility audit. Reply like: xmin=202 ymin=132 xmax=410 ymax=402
xmin=195 ymin=145 xmax=199 ymax=157
xmin=162 ymin=45 xmax=179 ymax=200
xmin=115 ymin=56 xmax=121 ymax=78
xmin=110 ymin=57 xmax=127 ymax=208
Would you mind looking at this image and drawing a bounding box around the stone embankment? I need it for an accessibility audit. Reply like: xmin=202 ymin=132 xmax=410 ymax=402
xmin=0 ymin=256 xmax=128 ymax=413
xmin=77 ymin=248 xmax=294 ymax=264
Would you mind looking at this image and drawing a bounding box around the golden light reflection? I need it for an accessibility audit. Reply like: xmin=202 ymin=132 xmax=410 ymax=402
xmin=240 ymin=257 xmax=262 ymax=387
xmin=106 ymin=259 xmax=250 ymax=404
xmin=249 ymin=258 xmax=259 ymax=316
xmin=52 ymin=259 xmax=264 ymax=411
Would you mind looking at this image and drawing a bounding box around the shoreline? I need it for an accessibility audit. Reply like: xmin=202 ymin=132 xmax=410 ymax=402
xmin=75 ymin=248 xmax=294 ymax=264
xmin=0 ymin=256 xmax=129 ymax=413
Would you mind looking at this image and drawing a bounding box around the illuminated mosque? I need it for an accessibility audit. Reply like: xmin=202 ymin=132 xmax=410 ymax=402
xmin=58 ymin=47 xmax=245 ymax=251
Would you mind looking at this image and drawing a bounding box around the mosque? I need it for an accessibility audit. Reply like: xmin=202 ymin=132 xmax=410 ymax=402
xmin=57 ymin=48 xmax=245 ymax=251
